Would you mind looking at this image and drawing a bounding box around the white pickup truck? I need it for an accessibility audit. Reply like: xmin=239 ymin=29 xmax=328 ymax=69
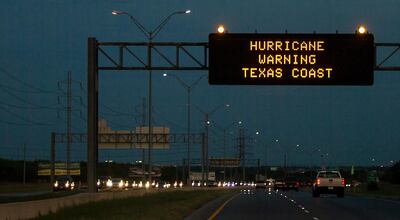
xmin=312 ymin=171 xmax=345 ymax=198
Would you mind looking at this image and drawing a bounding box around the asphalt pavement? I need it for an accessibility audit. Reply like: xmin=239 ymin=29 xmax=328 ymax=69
xmin=186 ymin=188 xmax=400 ymax=220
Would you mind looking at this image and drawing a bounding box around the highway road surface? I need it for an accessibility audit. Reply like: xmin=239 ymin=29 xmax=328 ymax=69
xmin=187 ymin=188 xmax=400 ymax=220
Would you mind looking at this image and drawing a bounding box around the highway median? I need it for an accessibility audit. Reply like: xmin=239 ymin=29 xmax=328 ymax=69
xmin=34 ymin=188 xmax=236 ymax=220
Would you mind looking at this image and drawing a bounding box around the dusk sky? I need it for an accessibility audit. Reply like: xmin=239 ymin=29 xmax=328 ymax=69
xmin=0 ymin=0 xmax=399 ymax=167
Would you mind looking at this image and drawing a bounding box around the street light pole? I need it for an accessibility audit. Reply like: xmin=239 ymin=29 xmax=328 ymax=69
xmin=193 ymin=104 xmax=230 ymax=184
xmin=163 ymin=73 xmax=205 ymax=184
xmin=112 ymin=9 xmax=191 ymax=182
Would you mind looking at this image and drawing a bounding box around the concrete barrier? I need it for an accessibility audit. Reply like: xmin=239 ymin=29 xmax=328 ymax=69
xmin=0 ymin=187 xmax=221 ymax=220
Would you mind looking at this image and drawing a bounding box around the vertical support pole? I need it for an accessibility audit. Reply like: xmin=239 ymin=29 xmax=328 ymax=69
xmin=205 ymin=114 xmax=209 ymax=183
xmin=141 ymin=97 xmax=146 ymax=181
xmin=87 ymin=37 xmax=98 ymax=193
xmin=187 ymin=88 xmax=191 ymax=185
xmin=67 ymin=71 xmax=72 ymax=175
xmin=257 ymin=158 xmax=260 ymax=181
xmin=23 ymin=143 xmax=26 ymax=185
xmin=201 ymin=133 xmax=205 ymax=184
xmin=50 ymin=132 xmax=55 ymax=185
xmin=240 ymin=129 xmax=245 ymax=182
xmin=148 ymin=40 xmax=153 ymax=182
xmin=223 ymin=129 xmax=226 ymax=182
xmin=182 ymin=158 xmax=186 ymax=183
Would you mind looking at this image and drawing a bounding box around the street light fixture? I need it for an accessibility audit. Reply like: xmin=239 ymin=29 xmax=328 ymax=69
xmin=113 ymin=9 xmax=191 ymax=182
xmin=357 ymin=25 xmax=367 ymax=34
xmin=163 ymin=73 xmax=206 ymax=184
xmin=217 ymin=25 xmax=226 ymax=34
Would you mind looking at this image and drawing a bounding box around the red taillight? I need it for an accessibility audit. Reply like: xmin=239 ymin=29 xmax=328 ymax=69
xmin=342 ymin=178 xmax=345 ymax=186
xmin=296 ymin=182 xmax=300 ymax=187
xmin=316 ymin=178 xmax=321 ymax=185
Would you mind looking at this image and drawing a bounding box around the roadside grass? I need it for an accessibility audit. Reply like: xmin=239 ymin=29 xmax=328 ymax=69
xmin=35 ymin=189 xmax=236 ymax=220
xmin=0 ymin=183 xmax=51 ymax=193
xmin=0 ymin=190 xmax=80 ymax=204
xmin=346 ymin=182 xmax=400 ymax=200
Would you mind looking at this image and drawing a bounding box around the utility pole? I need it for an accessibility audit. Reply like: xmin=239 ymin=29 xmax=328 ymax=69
xmin=67 ymin=71 xmax=72 ymax=175
xmin=187 ymin=87 xmax=191 ymax=185
xmin=223 ymin=129 xmax=227 ymax=182
xmin=205 ymin=113 xmax=209 ymax=183
xmin=141 ymin=97 xmax=146 ymax=181
xmin=257 ymin=158 xmax=260 ymax=181
xmin=23 ymin=143 xmax=26 ymax=185
xmin=238 ymin=128 xmax=246 ymax=182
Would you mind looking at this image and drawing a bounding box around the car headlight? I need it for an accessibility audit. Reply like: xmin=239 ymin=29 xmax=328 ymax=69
xmin=54 ymin=181 xmax=58 ymax=187
xmin=97 ymin=180 xmax=100 ymax=186
xmin=106 ymin=180 xmax=112 ymax=187
xmin=145 ymin=181 xmax=150 ymax=189
xmin=125 ymin=181 xmax=129 ymax=187
xmin=65 ymin=181 xmax=70 ymax=188
xmin=179 ymin=182 xmax=183 ymax=188
xmin=119 ymin=181 xmax=124 ymax=188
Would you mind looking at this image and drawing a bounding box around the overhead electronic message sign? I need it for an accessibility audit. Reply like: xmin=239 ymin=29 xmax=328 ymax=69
xmin=209 ymin=33 xmax=374 ymax=85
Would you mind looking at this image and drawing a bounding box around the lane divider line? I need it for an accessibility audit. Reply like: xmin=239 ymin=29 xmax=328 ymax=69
xmin=207 ymin=193 xmax=240 ymax=220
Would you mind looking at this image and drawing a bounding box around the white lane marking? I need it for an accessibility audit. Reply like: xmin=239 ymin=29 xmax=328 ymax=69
xmin=313 ymin=217 xmax=319 ymax=220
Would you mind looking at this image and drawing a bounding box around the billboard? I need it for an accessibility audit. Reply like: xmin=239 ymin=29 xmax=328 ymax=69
xmin=37 ymin=162 xmax=80 ymax=176
xmin=209 ymin=158 xmax=241 ymax=167
xmin=209 ymin=33 xmax=374 ymax=85
xmin=98 ymin=119 xmax=170 ymax=149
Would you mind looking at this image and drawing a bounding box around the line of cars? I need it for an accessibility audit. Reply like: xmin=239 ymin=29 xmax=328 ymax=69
xmin=97 ymin=176 xmax=184 ymax=190
xmin=52 ymin=175 xmax=184 ymax=192
xmin=190 ymin=180 xmax=258 ymax=188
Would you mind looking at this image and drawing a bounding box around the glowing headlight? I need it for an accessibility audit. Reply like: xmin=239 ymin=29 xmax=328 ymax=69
xmin=156 ymin=183 xmax=159 ymax=188
xmin=179 ymin=181 xmax=183 ymax=188
xmin=132 ymin=181 xmax=137 ymax=187
xmin=118 ymin=180 xmax=124 ymax=188
xmin=174 ymin=181 xmax=178 ymax=188
xmin=197 ymin=182 xmax=201 ymax=187
xmin=54 ymin=181 xmax=58 ymax=187
xmin=145 ymin=181 xmax=150 ymax=189
xmin=65 ymin=181 xmax=70 ymax=188
xmin=97 ymin=180 xmax=100 ymax=186
xmin=106 ymin=179 xmax=112 ymax=187
xmin=192 ymin=181 xmax=195 ymax=187
xmin=125 ymin=181 xmax=129 ymax=187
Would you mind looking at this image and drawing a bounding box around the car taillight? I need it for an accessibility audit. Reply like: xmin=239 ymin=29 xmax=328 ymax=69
xmin=316 ymin=178 xmax=321 ymax=185
xmin=342 ymin=178 xmax=345 ymax=186
xmin=296 ymin=182 xmax=300 ymax=187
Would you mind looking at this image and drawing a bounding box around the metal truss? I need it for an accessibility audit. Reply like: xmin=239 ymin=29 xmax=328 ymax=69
xmin=54 ymin=133 xmax=204 ymax=144
xmin=97 ymin=42 xmax=208 ymax=71
xmin=97 ymin=41 xmax=400 ymax=72
xmin=375 ymin=43 xmax=400 ymax=71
